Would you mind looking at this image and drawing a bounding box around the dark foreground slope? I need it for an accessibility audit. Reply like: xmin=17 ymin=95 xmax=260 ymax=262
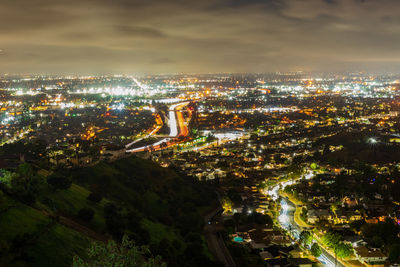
xmin=0 ymin=156 xmax=220 ymax=267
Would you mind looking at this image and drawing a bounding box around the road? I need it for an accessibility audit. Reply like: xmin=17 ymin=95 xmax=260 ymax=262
xmin=175 ymin=103 xmax=189 ymax=137
xmin=279 ymin=198 xmax=344 ymax=267
xmin=126 ymin=102 xmax=189 ymax=153
xmin=125 ymin=114 xmax=163 ymax=149
xmin=268 ymin=172 xmax=347 ymax=267
xmin=204 ymin=207 xmax=236 ymax=267
xmin=168 ymin=101 xmax=189 ymax=137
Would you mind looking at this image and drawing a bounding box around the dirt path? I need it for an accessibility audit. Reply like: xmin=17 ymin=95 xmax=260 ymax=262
xmin=40 ymin=210 xmax=109 ymax=242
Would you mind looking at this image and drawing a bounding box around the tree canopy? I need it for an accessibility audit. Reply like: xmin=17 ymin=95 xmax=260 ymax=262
xmin=72 ymin=235 xmax=166 ymax=267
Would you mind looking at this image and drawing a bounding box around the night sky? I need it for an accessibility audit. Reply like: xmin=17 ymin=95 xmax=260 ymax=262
xmin=1 ymin=0 xmax=400 ymax=75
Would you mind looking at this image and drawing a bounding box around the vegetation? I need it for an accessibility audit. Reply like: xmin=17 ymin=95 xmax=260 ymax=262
xmin=47 ymin=173 xmax=72 ymax=191
xmin=321 ymin=231 xmax=353 ymax=259
xmin=78 ymin=208 xmax=95 ymax=221
xmin=87 ymin=192 xmax=102 ymax=203
xmin=221 ymin=196 xmax=233 ymax=214
xmin=311 ymin=243 xmax=322 ymax=257
xmin=224 ymin=212 xmax=272 ymax=234
xmin=72 ymin=235 xmax=166 ymax=267
xmin=299 ymin=207 xmax=308 ymax=223
xmin=0 ymin=156 xmax=219 ymax=266
xmin=350 ymin=218 xmax=400 ymax=262
xmin=299 ymin=231 xmax=312 ymax=247
xmin=226 ymin=241 xmax=267 ymax=267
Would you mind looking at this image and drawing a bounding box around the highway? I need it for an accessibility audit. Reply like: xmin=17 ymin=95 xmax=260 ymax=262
xmin=126 ymin=102 xmax=189 ymax=153
xmin=175 ymin=103 xmax=189 ymax=137
xmin=125 ymin=115 xmax=163 ymax=149
xmin=168 ymin=105 xmax=178 ymax=137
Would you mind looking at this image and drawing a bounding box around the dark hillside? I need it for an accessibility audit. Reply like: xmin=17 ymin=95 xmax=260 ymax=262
xmin=0 ymin=156 xmax=219 ymax=267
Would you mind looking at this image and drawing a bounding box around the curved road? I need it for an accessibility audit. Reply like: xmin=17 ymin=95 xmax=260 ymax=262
xmin=126 ymin=102 xmax=189 ymax=153
xmin=279 ymin=198 xmax=344 ymax=267
xmin=204 ymin=207 xmax=236 ymax=267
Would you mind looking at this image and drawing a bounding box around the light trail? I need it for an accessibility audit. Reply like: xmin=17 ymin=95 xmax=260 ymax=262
xmin=175 ymin=103 xmax=189 ymax=136
xmin=318 ymin=252 xmax=336 ymax=267
xmin=266 ymin=171 xmax=314 ymax=201
xmin=169 ymin=108 xmax=178 ymax=137
xmin=125 ymin=125 xmax=162 ymax=149
xmin=125 ymin=114 xmax=163 ymax=149
xmin=126 ymin=102 xmax=189 ymax=153
xmin=126 ymin=138 xmax=170 ymax=153
xmin=131 ymin=77 xmax=148 ymax=90
xmin=168 ymin=102 xmax=190 ymax=137
xmin=265 ymin=171 xmax=344 ymax=267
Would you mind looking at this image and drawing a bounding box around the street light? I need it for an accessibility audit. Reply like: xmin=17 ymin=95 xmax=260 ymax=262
xmin=367 ymin=137 xmax=378 ymax=145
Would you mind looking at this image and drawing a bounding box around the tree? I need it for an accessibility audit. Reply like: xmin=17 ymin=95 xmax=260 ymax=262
xmin=322 ymin=232 xmax=341 ymax=248
xmin=321 ymin=232 xmax=353 ymax=259
xmin=299 ymin=231 xmax=312 ymax=247
xmin=222 ymin=196 xmax=233 ymax=214
xmin=17 ymin=163 xmax=34 ymax=178
xmin=0 ymin=170 xmax=17 ymax=188
xmin=335 ymin=243 xmax=353 ymax=259
xmin=78 ymin=208 xmax=94 ymax=221
xmin=310 ymin=163 xmax=318 ymax=170
xmin=9 ymin=171 xmax=46 ymax=204
xmin=330 ymin=203 xmax=338 ymax=218
xmin=87 ymin=192 xmax=102 ymax=203
xmin=47 ymin=174 xmax=72 ymax=191
xmin=349 ymin=220 xmax=365 ymax=232
xmin=311 ymin=243 xmax=322 ymax=257
xmin=72 ymin=235 xmax=165 ymax=267
xmin=389 ymin=244 xmax=400 ymax=262
xmin=300 ymin=207 xmax=308 ymax=223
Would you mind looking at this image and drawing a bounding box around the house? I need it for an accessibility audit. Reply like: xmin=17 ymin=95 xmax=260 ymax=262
xmin=248 ymin=228 xmax=270 ymax=249
xmin=288 ymin=258 xmax=315 ymax=267
xmin=248 ymin=228 xmax=291 ymax=249
xmin=342 ymin=196 xmax=358 ymax=208
xmin=265 ymin=257 xmax=291 ymax=267
xmin=307 ymin=209 xmax=333 ymax=224
xmin=336 ymin=209 xmax=363 ymax=224
xmin=354 ymin=246 xmax=387 ymax=266
xmin=289 ymin=246 xmax=303 ymax=258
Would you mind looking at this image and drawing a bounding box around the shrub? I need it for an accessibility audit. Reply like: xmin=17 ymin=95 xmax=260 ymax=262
xmin=78 ymin=208 xmax=94 ymax=221
xmin=87 ymin=192 xmax=102 ymax=203
xmin=47 ymin=174 xmax=71 ymax=191
xmin=311 ymin=243 xmax=322 ymax=257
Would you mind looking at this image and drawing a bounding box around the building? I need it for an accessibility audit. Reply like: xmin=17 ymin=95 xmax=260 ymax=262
xmin=354 ymin=246 xmax=387 ymax=266
xmin=307 ymin=208 xmax=333 ymax=224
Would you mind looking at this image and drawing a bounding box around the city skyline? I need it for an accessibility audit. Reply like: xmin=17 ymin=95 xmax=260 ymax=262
xmin=1 ymin=0 xmax=400 ymax=75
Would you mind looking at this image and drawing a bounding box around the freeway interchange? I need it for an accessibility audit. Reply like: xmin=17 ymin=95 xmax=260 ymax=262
xmin=126 ymin=102 xmax=190 ymax=153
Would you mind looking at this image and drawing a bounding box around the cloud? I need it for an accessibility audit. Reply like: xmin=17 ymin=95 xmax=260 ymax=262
xmin=114 ymin=25 xmax=167 ymax=38
xmin=0 ymin=0 xmax=400 ymax=74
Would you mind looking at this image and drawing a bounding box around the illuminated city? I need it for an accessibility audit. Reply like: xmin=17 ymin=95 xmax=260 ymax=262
xmin=1 ymin=0 xmax=400 ymax=267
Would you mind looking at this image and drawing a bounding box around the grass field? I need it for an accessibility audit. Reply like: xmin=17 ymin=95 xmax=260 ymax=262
xmin=46 ymin=183 xmax=108 ymax=232
xmin=141 ymin=219 xmax=182 ymax=246
xmin=0 ymin=155 xmax=218 ymax=266
xmin=0 ymin=204 xmax=50 ymax=241
xmin=0 ymin=196 xmax=90 ymax=267
xmin=27 ymin=224 xmax=90 ymax=267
